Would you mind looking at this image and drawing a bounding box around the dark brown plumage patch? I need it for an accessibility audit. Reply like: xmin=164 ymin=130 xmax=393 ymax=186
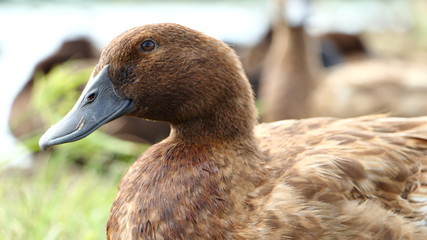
xmin=392 ymin=164 xmax=413 ymax=182
xmin=317 ymin=192 xmax=344 ymax=202
xmin=258 ymin=183 xmax=275 ymax=197
xmin=265 ymin=212 xmax=282 ymax=230
xmin=333 ymin=157 xmax=367 ymax=180
xmin=377 ymin=181 xmax=404 ymax=194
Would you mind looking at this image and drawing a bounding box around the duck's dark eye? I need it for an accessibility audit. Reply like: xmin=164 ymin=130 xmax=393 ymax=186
xmin=141 ymin=40 xmax=156 ymax=52
xmin=86 ymin=92 xmax=97 ymax=102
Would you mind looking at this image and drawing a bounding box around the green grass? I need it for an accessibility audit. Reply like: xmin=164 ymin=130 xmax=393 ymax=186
xmin=0 ymin=156 xmax=129 ymax=240
xmin=0 ymin=61 xmax=150 ymax=240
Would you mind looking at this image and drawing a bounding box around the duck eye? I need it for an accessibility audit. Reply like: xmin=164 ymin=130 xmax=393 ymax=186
xmin=141 ymin=40 xmax=156 ymax=52
xmin=86 ymin=92 xmax=97 ymax=102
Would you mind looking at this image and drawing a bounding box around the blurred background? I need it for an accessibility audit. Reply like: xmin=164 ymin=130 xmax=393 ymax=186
xmin=1 ymin=0 xmax=427 ymax=239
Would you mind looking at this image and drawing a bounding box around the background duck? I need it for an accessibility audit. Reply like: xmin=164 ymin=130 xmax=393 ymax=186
xmin=40 ymin=23 xmax=427 ymax=240
xmin=260 ymin=0 xmax=427 ymax=122
xmin=239 ymin=22 xmax=367 ymax=98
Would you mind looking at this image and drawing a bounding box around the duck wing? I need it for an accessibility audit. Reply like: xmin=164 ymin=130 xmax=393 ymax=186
xmin=255 ymin=115 xmax=427 ymax=224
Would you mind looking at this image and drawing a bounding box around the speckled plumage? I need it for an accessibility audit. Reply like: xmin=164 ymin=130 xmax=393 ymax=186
xmin=50 ymin=23 xmax=427 ymax=239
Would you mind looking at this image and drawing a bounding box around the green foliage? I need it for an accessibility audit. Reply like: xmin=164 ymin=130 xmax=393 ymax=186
xmin=0 ymin=157 xmax=128 ymax=240
xmin=32 ymin=62 xmax=91 ymax=121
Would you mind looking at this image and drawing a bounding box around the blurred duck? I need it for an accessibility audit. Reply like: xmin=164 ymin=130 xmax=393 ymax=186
xmin=259 ymin=0 xmax=317 ymax=121
xmin=260 ymin=0 xmax=427 ymax=122
xmin=240 ymin=14 xmax=367 ymax=97
xmin=40 ymin=23 xmax=427 ymax=240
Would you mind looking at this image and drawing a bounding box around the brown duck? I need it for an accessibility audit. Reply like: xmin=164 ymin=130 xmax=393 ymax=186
xmin=40 ymin=23 xmax=427 ymax=239
xmin=260 ymin=0 xmax=427 ymax=122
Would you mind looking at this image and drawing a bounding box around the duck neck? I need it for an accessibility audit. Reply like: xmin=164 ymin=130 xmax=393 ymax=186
xmin=170 ymin=76 xmax=258 ymax=144
xmin=159 ymin=86 xmax=264 ymax=237
xmin=170 ymin=111 xmax=254 ymax=144
xmin=110 ymin=98 xmax=265 ymax=239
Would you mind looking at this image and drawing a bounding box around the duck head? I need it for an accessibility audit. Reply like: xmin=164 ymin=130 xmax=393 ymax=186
xmin=40 ymin=23 xmax=256 ymax=150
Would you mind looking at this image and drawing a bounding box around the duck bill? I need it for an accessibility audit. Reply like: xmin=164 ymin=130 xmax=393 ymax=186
xmin=39 ymin=65 xmax=134 ymax=150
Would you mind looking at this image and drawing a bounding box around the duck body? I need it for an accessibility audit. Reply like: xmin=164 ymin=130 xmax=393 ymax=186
xmin=108 ymin=115 xmax=427 ymax=240
xmin=39 ymin=23 xmax=427 ymax=239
